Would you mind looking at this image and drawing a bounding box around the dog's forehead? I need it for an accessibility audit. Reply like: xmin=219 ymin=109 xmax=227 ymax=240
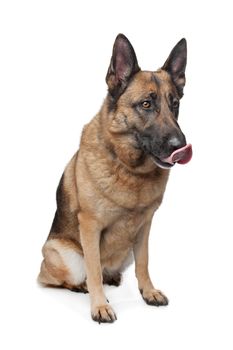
xmin=154 ymin=69 xmax=171 ymax=83
xmin=128 ymin=70 xmax=174 ymax=97
xmin=154 ymin=69 xmax=176 ymax=94
xmin=131 ymin=71 xmax=158 ymax=90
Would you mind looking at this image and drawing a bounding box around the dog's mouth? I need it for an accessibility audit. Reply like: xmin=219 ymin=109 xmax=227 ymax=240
xmin=151 ymin=144 xmax=193 ymax=169
xmin=150 ymin=155 xmax=175 ymax=169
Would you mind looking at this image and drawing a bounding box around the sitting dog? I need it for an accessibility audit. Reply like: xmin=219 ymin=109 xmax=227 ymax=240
xmin=38 ymin=34 xmax=192 ymax=323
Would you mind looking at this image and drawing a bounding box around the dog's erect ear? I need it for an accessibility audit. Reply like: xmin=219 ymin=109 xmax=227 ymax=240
xmin=106 ymin=34 xmax=140 ymax=98
xmin=162 ymin=38 xmax=187 ymax=97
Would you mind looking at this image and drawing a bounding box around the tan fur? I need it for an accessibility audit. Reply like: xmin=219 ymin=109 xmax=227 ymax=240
xmin=38 ymin=35 xmax=188 ymax=322
xmin=38 ymin=93 xmax=169 ymax=320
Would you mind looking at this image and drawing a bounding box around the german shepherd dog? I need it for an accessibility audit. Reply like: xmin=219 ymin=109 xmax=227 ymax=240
xmin=38 ymin=34 xmax=192 ymax=323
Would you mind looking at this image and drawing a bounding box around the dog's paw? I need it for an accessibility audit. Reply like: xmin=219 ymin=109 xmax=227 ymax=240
xmin=91 ymin=304 xmax=117 ymax=323
xmin=141 ymin=288 xmax=169 ymax=306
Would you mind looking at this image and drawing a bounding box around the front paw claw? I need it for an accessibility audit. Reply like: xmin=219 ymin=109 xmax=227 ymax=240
xmin=141 ymin=289 xmax=169 ymax=306
xmin=91 ymin=304 xmax=117 ymax=323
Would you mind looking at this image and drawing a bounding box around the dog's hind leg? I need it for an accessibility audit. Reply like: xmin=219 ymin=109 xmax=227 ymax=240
xmin=38 ymin=238 xmax=87 ymax=292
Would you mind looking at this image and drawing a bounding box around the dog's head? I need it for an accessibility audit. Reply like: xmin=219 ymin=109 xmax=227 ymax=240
xmin=105 ymin=34 xmax=192 ymax=171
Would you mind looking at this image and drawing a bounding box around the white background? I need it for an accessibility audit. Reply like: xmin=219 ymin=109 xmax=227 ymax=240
xmin=0 ymin=0 xmax=233 ymax=349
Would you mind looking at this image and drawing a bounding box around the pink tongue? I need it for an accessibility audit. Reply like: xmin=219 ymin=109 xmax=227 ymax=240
xmin=162 ymin=144 xmax=192 ymax=165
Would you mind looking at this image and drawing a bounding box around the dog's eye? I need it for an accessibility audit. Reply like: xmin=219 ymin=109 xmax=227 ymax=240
xmin=141 ymin=101 xmax=151 ymax=109
xmin=173 ymin=99 xmax=179 ymax=109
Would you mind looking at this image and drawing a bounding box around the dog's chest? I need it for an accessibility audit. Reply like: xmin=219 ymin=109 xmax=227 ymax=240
xmin=97 ymin=168 xmax=168 ymax=209
xmin=100 ymin=208 xmax=152 ymax=251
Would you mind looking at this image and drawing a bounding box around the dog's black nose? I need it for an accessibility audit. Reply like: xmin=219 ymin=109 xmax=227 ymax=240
xmin=168 ymin=134 xmax=186 ymax=153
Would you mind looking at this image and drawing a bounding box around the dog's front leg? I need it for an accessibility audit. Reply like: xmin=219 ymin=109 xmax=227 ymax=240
xmin=78 ymin=212 xmax=117 ymax=323
xmin=134 ymin=221 xmax=169 ymax=306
